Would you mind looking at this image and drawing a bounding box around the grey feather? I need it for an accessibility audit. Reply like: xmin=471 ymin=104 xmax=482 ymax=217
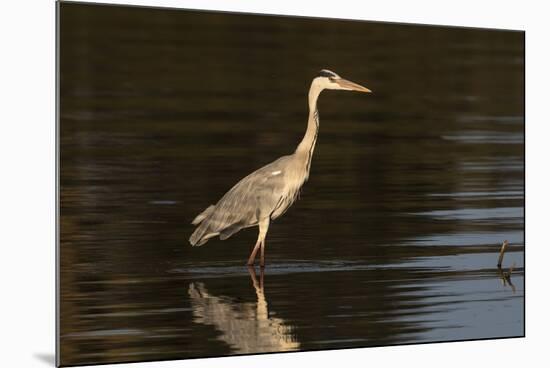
xmin=192 ymin=205 xmax=215 ymax=225
xmin=189 ymin=154 xmax=307 ymax=247
xmin=219 ymin=221 xmax=245 ymax=240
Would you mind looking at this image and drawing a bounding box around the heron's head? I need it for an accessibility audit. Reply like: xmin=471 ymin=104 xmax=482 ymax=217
xmin=313 ymin=69 xmax=372 ymax=93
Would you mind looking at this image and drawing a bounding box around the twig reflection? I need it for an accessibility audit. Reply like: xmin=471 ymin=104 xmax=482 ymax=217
xmin=497 ymin=263 xmax=516 ymax=293
xmin=188 ymin=267 xmax=300 ymax=353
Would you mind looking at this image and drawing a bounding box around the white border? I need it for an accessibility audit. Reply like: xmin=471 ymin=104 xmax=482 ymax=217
xmin=2 ymin=1 xmax=548 ymax=367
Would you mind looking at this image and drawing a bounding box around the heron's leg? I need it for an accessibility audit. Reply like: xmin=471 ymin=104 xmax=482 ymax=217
xmin=247 ymin=240 xmax=261 ymax=266
xmin=259 ymin=218 xmax=270 ymax=268
xmin=247 ymin=218 xmax=270 ymax=266
xmin=260 ymin=240 xmax=266 ymax=268
xmin=259 ymin=266 xmax=265 ymax=289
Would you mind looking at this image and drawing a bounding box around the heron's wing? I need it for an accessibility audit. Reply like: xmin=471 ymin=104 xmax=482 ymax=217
xmin=213 ymin=156 xmax=290 ymax=224
xmin=191 ymin=205 xmax=215 ymax=225
xmin=189 ymin=155 xmax=292 ymax=246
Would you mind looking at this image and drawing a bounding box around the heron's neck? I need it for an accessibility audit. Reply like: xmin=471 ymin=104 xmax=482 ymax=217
xmin=296 ymin=83 xmax=322 ymax=159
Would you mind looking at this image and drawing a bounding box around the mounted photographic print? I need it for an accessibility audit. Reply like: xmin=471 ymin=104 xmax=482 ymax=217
xmin=57 ymin=1 xmax=525 ymax=366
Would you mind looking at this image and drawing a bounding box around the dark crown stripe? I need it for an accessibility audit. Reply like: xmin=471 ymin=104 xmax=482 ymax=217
xmin=318 ymin=69 xmax=338 ymax=78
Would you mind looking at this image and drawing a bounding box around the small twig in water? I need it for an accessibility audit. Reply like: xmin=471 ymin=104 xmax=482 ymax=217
xmin=497 ymin=240 xmax=509 ymax=268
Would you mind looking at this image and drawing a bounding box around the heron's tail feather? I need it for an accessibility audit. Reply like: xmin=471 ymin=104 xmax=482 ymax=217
xmin=189 ymin=207 xmax=246 ymax=246
xmin=191 ymin=205 xmax=215 ymax=225
xmin=189 ymin=207 xmax=225 ymax=246
xmin=189 ymin=220 xmax=218 ymax=246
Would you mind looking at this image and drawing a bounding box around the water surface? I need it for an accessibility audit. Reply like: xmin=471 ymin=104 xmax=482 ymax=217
xmin=59 ymin=3 xmax=524 ymax=366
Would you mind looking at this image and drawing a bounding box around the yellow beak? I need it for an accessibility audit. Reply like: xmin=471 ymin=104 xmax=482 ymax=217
xmin=336 ymin=78 xmax=372 ymax=93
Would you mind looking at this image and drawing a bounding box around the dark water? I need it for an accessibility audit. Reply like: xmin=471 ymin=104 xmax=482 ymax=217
xmin=58 ymin=3 xmax=524 ymax=366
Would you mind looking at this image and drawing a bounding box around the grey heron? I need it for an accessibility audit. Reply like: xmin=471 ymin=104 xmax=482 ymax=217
xmin=189 ymin=69 xmax=371 ymax=267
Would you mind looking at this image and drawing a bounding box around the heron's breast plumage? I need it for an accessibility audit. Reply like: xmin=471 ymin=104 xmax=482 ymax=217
xmin=269 ymin=154 xmax=310 ymax=220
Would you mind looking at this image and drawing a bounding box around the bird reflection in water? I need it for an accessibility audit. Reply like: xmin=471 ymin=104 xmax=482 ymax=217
xmin=188 ymin=267 xmax=300 ymax=353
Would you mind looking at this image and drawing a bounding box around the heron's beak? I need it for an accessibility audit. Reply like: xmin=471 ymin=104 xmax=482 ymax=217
xmin=336 ymin=78 xmax=372 ymax=93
